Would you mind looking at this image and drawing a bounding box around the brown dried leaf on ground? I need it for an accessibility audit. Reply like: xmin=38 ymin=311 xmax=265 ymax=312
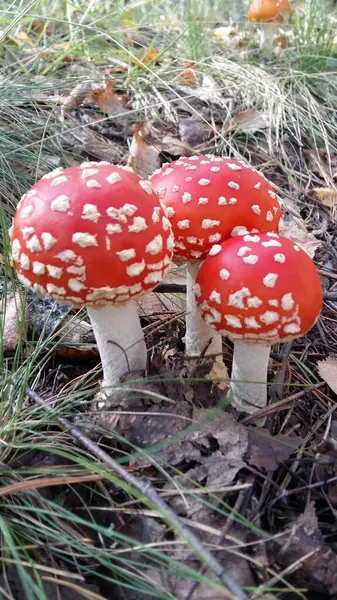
xmin=314 ymin=187 xmax=337 ymax=215
xmin=1 ymin=291 xmax=28 ymax=353
xmin=317 ymin=357 xmax=337 ymax=395
xmin=90 ymin=80 xmax=129 ymax=116
xmin=280 ymin=218 xmax=322 ymax=258
xmin=127 ymin=130 xmax=161 ymax=178
xmin=247 ymin=430 xmax=302 ymax=472
xmin=271 ymin=501 xmax=337 ymax=594
xmin=228 ymin=109 xmax=268 ymax=134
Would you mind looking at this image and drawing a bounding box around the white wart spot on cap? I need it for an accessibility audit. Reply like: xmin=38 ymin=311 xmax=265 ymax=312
xmin=226 ymin=163 xmax=242 ymax=171
xmin=81 ymin=168 xmax=99 ymax=179
xmin=191 ymin=250 xmax=202 ymax=258
xmin=228 ymin=287 xmax=251 ymax=309
xmin=172 ymin=185 xmax=179 ymax=192
xmin=116 ymin=248 xmax=136 ymax=262
xmin=182 ymin=192 xmax=192 ymax=203
xmin=128 ymin=217 xmax=148 ymax=233
xmin=209 ymin=244 xmax=222 ymax=256
xmin=144 ymin=271 xmax=163 ymax=284
xmin=274 ymin=253 xmax=286 ymax=263
xmin=121 ymin=204 xmax=137 ymax=217
xmin=106 ymin=223 xmax=122 ymax=234
xmin=268 ymin=190 xmax=276 ymax=199
xmin=210 ymin=166 xmax=220 ymax=172
xmin=202 ymin=219 xmax=220 ymax=229
xmin=260 ymin=311 xmax=279 ymax=325
xmin=263 ymin=273 xmax=278 ymax=288
xmin=243 ymin=254 xmax=259 ymax=265
xmin=177 ymin=219 xmax=190 ymax=230
xmin=251 ymin=205 xmax=261 ymax=215
xmin=147 ymin=260 xmax=164 ymax=271
xmin=198 ymin=197 xmax=208 ymax=205
xmin=146 ymin=234 xmax=163 ymax=255
xmin=32 ymin=261 xmax=45 ymax=275
xmin=247 ymin=296 xmax=263 ymax=308
xmin=228 ymin=181 xmax=240 ymax=190
xmin=266 ymin=211 xmax=274 ymax=222
xmin=198 ymin=178 xmax=210 ymax=186
xmin=55 ymin=249 xmax=77 ymax=262
xmin=46 ymin=265 xmax=63 ymax=279
xmin=72 ymin=232 xmax=98 ymax=247
xmin=284 ymin=323 xmax=301 ymax=334
xmin=243 ymin=234 xmax=260 ymax=242
xmin=162 ymin=168 xmax=174 ymax=176
xmin=152 ymin=207 xmax=161 ymax=223
xmin=42 ymin=167 xmax=64 ymax=180
xmin=22 ymin=227 xmax=35 ymax=239
xmin=220 ymin=268 xmax=230 ymax=280
xmin=68 ymin=279 xmax=87 ymax=292
xmin=82 ymin=204 xmax=101 ymax=223
xmin=126 ymin=260 xmax=146 ymax=277
xmin=209 ymin=233 xmax=221 ymax=243
xmin=185 ymin=177 xmax=193 ymax=182
xmin=194 ymin=283 xmax=201 ymax=297
xmin=209 ymin=290 xmax=221 ymax=304
xmin=269 ymin=299 xmax=279 ymax=307
xmin=237 ymin=246 xmax=252 ymax=257
xmin=46 ymin=283 xmax=66 ymax=295
xmin=51 ymin=195 xmax=71 ymax=212
xmin=244 ymin=317 xmax=261 ymax=329
xmin=294 ymin=245 xmax=300 ymax=251
xmin=26 ymin=235 xmax=42 ymax=252
xmin=21 ymin=205 xmax=34 ymax=219
xmin=162 ymin=216 xmax=171 ymax=230
xmin=20 ymin=253 xmax=30 ymax=270
xmin=50 ymin=176 xmax=68 ymax=187
xmin=225 ymin=315 xmax=242 ymax=328
xmin=106 ymin=172 xmax=122 ymax=185
xmin=281 ymin=292 xmax=294 ymax=311
xmin=86 ymin=179 xmax=102 ymax=189
xmin=229 ymin=197 xmax=237 ymax=204
xmin=139 ymin=180 xmax=153 ymax=195
xmin=253 ymin=182 xmax=261 ymax=190
xmin=166 ymin=207 xmax=175 ymax=218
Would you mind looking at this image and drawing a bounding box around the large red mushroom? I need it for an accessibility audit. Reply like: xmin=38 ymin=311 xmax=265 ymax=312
xmin=195 ymin=233 xmax=322 ymax=414
xmin=150 ymin=155 xmax=282 ymax=375
xmin=10 ymin=161 xmax=174 ymax=394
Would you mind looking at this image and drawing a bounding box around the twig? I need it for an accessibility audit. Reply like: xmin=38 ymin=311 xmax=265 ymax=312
xmin=26 ymin=386 xmax=248 ymax=600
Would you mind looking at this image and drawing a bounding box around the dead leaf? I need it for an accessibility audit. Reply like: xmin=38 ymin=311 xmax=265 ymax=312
xmin=280 ymin=218 xmax=322 ymax=258
xmin=247 ymin=431 xmax=302 ymax=472
xmin=228 ymin=109 xmax=268 ymax=134
xmin=317 ymin=357 xmax=337 ymax=395
xmin=179 ymin=68 xmax=197 ymax=86
xmin=9 ymin=31 xmax=36 ymax=48
xmin=138 ymin=47 xmax=160 ymax=65
xmin=127 ymin=129 xmax=161 ymax=178
xmin=89 ymin=80 xmax=128 ymax=115
xmin=314 ymin=187 xmax=337 ymax=214
xmin=1 ymin=291 xmax=28 ymax=353
xmin=271 ymin=502 xmax=337 ymax=594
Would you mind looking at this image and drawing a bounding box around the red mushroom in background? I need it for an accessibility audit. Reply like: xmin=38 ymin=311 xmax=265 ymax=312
xmin=10 ymin=162 xmax=174 ymax=394
xmin=195 ymin=233 xmax=322 ymax=414
xmin=150 ymin=155 xmax=282 ymax=376
xmin=248 ymin=0 xmax=293 ymax=49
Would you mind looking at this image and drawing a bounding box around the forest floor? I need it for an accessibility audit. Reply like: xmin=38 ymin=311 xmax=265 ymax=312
xmin=1 ymin=1 xmax=337 ymax=599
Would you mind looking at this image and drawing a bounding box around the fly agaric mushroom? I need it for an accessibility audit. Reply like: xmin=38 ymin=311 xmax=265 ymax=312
xmin=150 ymin=155 xmax=282 ymax=373
xmin=195 ymin=232 xmax=322 ymax=415
xmin=248 ymin=0 xmax=293 ymax=49
xmin=10 ymin=161 xmax=174 ymax=393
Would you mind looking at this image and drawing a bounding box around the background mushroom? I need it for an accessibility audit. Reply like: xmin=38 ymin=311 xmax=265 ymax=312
xmin=10 ymin=161 xmax=174 ymax=394
xmin=195 ymin=233 xmax=322 ymax=415
xmin=150 ymin=155 xmax=282 ymax=376
xmin=248 ymin=0 xmax=293 ymax=49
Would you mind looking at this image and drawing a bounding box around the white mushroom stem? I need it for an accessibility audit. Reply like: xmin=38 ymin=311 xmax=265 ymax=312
xmin=229 ymin=341 xmax=271 ymax=414
xmin=260 ymin=22 xmax=278 ymax=49
xmin=186 ymin=261 xmax=224 ymax=365
xmin=87 ymin=300 xmax=147 ymax=392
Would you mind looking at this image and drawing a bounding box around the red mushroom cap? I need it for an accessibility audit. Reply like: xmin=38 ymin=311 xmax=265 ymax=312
xmin=10 ymin=162 xmax=174 ymax=305
xmin=195 ymin=233 xmax=322 ymax=343
xmin=150 ymin=155 xmax=282 ymax=262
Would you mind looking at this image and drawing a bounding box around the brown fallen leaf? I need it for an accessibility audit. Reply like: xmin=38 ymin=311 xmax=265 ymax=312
xmin=179 ymin=68 xmax=197 ymax=86
xmin=247 ymin=431 xmax=302 ymax=472
xmin=2 ymin=291 xmax=28 ymax=353
xmin=228 ymin=109 xmax=268 ymax=134
xmin=127 ymin=128 xmax=161 ymax=179
xmin=271 ymin=501 xmax=337 ymax=594
xmin=317 ymin=357 xmax=337 ymax=395
xmin=138 ymin=47 xmax=161 ymax=65
xmin=89 ymin=80 xmax=129 ymax=115
xmin=314 ymin=187 xmax=337 ymax=214
xmin=280 ymin=218 xmax=322 ymax=258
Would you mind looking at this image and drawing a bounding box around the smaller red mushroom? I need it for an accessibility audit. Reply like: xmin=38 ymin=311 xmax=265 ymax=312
xmin=10 ymin=161 xmax=174 ymax=394
xmin=150 ymin=155 xmax=282 ymax=374
xmin=195 ymin=233 xmax=322 ymax=414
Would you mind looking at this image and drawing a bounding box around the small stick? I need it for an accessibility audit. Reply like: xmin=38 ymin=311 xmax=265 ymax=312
xmin=26 ymin=386 xmax=248 ymax=600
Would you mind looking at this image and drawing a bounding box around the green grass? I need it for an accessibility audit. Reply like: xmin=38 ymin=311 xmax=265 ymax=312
xmin=0 ymin=0 xmax=336 ymax=598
